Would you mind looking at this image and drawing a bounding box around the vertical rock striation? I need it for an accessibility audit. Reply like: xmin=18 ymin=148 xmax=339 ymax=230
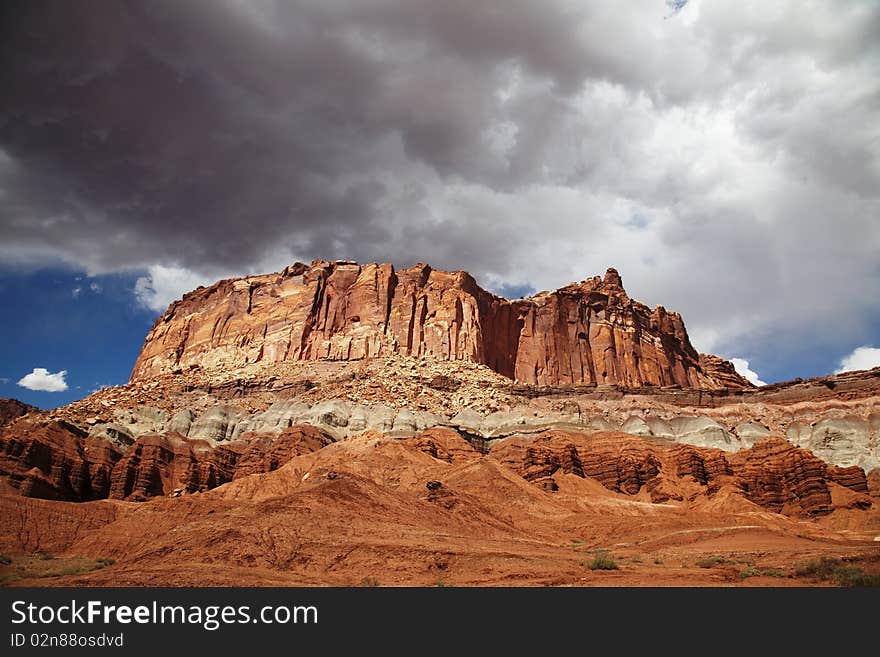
xmin=131 ymin=260 xmax=750 ymax=389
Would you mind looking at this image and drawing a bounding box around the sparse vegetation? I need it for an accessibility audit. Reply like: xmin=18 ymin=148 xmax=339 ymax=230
xmin=0 ymin=554 xmax=11 ymax=565
xmin=762 ymin=568 xmax=786 ymax=578
xmin=794 ymin=557 xmax=840 ymax=578
xmin=739 ymin=567 xmax=761 ymax=579
xmin=696 ymin=555 xmax=736 ymax=568
xmin=794 ymin=557 xmax=880 ymax=587
xmin=834 ymin=567 xmax=880 ymax=587
xmin=433 ymin=578 xmax=452 ymax=587
xmin=630 ymin=555 xmax=643 ymax=563
xmin=359 ymin=577 xmax=380 ymax=587
xmin=0 ymin=555 xmax=114 ymax=584
xmin=654 ymin=558 xmax=664 ymax=565
xmin=587 ymin=551 xmax=619 ymax=571
xmin=54 ymin=566 xmax=97 ymax=577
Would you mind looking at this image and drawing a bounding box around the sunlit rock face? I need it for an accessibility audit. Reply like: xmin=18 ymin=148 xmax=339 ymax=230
xmin=131 ymin=260 xmax=749 ymax=390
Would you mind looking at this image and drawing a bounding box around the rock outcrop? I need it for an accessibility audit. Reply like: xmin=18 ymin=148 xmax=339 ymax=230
xmin=727 ymin=437 xmax=870 ymax=515
xmin=232 ymin=427 xmax=334 ymax=480
xmin=0 ymin=398 xmax=37 ymax=428
xmin=41 ymin=389 xmax=879 ymax=472
xmin=490 ymin=431 xmax=871 ymax=516
xmin=403 ymin=427 xmax=482 ymax=464
xmin=131 ymin=260 xmax=750 ymax=389
xmin=1 ymin=416 xmax=872 ymax=519
xmin=107 ymin=433 xmax=236 ymax=500
xmin=0 ymin=419 xmax=121 ymax=501
xmin=0 ymin=419 xmax=333 ymax=501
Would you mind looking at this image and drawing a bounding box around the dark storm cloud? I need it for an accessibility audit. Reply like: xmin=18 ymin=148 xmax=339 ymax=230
xmin=0 ymin=0 xmax=605 ymax=275
xmin=1 ymin=0 xmax=879 ymax=378
xmin=0 ymin=0 xmax=397 ymax=271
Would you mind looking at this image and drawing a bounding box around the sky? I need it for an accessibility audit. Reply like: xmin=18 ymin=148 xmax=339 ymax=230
xmin=1 ymin=0 xmax=879 ymax=408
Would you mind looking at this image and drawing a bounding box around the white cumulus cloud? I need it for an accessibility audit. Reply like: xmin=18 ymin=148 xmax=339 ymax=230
xmin=835 ymin=346 xmax=880 ymax=374
xmin=134 ymin=265 xmax=216 ymax=313
xmin=730 ymin=358 xmax=766 ymax=387
xmin=17 ymin=367 xmax=69 ymax=392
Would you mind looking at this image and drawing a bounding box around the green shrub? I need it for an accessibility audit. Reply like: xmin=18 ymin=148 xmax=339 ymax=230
xmin=739 ymin=567 xmax=761 ymax=579
xmin=832 ymin=565 xmax=880 ymax=588
xmin=696 ymin=555 xmax=735 ymax=568
xmin=588 ymin=552 xmax=619 ymax=571
xmin=794 ymin=557 xmax=880 ymax=587
xmin=0 ymin=554 xmax=12 ymax=565
xmin=794 ymin=557 xmax=840 ymax=578
xmin=762 ymin=568 xmax=787 ymax=578
xmin=1 ymin=556 xmax=111 ymax=584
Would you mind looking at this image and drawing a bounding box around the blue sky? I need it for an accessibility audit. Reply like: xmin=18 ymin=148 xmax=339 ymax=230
xmin=0 ymin=268 xmax=156 ymax=408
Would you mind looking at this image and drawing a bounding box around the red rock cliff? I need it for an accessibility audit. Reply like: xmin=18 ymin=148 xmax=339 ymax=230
xmin=130 ymin=260 xmax=750 ymax=389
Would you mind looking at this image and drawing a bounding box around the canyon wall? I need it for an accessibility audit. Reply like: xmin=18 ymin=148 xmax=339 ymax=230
xmin=131 ymin=260 xmax=750 ymax=389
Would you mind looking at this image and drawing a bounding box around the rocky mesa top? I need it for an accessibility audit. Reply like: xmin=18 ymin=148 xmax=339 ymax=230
xmin=130 ymin=259 xmax=750 ymax=390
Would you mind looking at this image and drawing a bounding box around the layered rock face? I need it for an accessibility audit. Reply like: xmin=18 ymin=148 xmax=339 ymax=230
xmin=0 ymin=420 xmax=119 ymax=501
xmin=3 ymin=417 xmax=870 ymax=518
xmin=131 ymin=260 xmax=749 ymax=389
xmin=0 ymin=419 xmax=332 ymax=501
xmin=491 ymin=431 xmax=871 ymax=516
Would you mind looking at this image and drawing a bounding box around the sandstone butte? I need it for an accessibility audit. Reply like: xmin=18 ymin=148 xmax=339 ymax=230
xmin=130 ymin=260 xmax=750 ymax=389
